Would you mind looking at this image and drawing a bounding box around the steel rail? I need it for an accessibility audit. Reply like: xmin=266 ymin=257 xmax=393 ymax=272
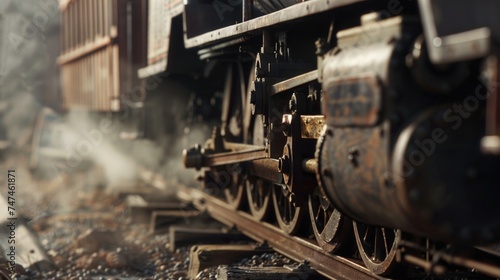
xmin=177 ymin=186 xmax=385 ymax=280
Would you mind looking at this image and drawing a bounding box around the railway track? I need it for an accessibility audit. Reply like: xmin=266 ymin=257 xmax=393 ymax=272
xmin=176 ymin=185 xmax=383 ymax=280
xmin=176 ymin=185 xmax=500 ymax=279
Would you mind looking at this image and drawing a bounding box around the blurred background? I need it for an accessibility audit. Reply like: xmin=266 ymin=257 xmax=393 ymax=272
xmin=0 ymin=2 xmax=207 ymax=278
xmin=0 ymin=0 xmax=202 ymax=196
xmin=0 ymin=0 xmax=60 ymax=150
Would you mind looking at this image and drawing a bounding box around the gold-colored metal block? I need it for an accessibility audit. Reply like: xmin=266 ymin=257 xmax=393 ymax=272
xmin=300 ymin=115 xmax=325 ymax=139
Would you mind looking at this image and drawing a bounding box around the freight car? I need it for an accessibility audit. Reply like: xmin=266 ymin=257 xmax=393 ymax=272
xmin=58 ymin=0 xmax=500 ymax=277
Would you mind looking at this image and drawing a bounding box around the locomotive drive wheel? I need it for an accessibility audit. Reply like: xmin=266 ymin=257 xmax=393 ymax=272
xmin=245 ymin=113 xmax=271 ymax=220
xmin=246 ymin=178 xmax=271 ymax=221
xmin=272 ymin=185 xmax=305 ymax=235
xmin=353 ymin=222 xmax=401 ymax=275
xmin=224 ymin=174 xmax=245 ymax=210
xmin=220 ymin=62 xmax=249 ymax=210
xmin=243 ymin=61 xmax=272 ymax=221
xmin=308 ymin=187 xmax=353 ymax=253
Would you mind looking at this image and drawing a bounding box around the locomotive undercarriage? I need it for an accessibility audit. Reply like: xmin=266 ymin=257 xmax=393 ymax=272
xmin=182 ymin=5 xmax=500 ymax=278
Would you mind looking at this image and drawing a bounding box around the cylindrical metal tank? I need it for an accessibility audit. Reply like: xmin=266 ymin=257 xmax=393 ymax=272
xmin=318 ymin=14 xmax=500 ymax=244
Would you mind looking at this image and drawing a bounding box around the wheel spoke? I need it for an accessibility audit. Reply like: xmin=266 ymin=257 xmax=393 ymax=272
xmin=315 ymin=206 xmax=322 ymax=224
xmin=308 ymin=187 xmax=352 ymax=253
xmin=354 ymin=222 xmax=401 ymax=275
xmin=273 ymin=185 xmax=303 ymax=235
xmin=287 ymin=199 xmax=293 ymax=224
xmin=381 ymin=228 xmax=389 ymax=257
xmin=323 ymin=210 xmax=328 ymax=229
xmin=246 ymin=179 xmax=271 ymax=221
xmin=363 ymin=226 xmax=370 ymax=244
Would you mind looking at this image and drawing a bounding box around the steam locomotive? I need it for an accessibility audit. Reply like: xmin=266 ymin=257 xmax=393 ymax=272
xmin=58 ymin=0 xmax=500 ymax=277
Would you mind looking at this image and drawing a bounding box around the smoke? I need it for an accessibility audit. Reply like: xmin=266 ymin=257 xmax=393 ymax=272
xmin=35 ymin=98 xmax=212 ymax=196
xmin=2 ymin=91 xmax=41 ymax=147
xmin=0 ymin=0 xmax=215 ymax=215
xmin=58 ymin=110 xmax=140 ymax=190
xmin=0 ymin=0 xmax=59 ymax=148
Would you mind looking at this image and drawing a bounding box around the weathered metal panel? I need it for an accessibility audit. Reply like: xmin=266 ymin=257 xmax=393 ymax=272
xmin=183 ymin=0 xmax=366 ymax=48
xmin=324 ymin=74 xmax=382 ymax=127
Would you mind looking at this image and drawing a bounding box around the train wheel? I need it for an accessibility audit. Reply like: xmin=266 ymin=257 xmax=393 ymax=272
xmin=308 ymin=187 xmax=352 ymax=253
xmin=245 ymin=108 xmax=270 ymax=220
xmin=242 ymin=56 xmax=271 ymax=220
xmin=246 ymin=178 xmax=271 ymax=221
xmin=224 ymin=173 xmax=245 ymax=210
xmin=272 ymin=185 xmax=304 ymax=235
xmin=353 ymin=222 xmax=401 ymax=275
xmin=220 ymin=61 xmax=250 ymax=210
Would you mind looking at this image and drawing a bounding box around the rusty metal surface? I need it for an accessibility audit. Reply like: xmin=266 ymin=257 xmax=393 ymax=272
xmin=177 ymin=186 xmax=383 ymax=280
xmin=318 ymin=15 xmax=416 ymax=233
xmin=300 ymin=115 xmax=325 ymax=139
xmin=324 ymin=74 xmax=382 ymax=127
xmin=302 ymin=158 xmax=317 ymax=174
xmin=392 ymin=105 xmax=500 ymax=244
xmin=183 ymin=0 xmax=366 ymax=48
xmin=320 ymin=125 xmax=395 ymax=226
xmin=279 ymin=96 xmax=318 ymax=206
xmin=308 ymin=187 xmax=353 ymax=254
xmin=184 ymin=142 xmax=268 ymax=168
xmin=247 ymin=159 xmax=283 ymax=184
xmin=318 ymin=10 xmax=500 ymax=246
xmin=204 ymin=147 xmax=268 ymax=167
